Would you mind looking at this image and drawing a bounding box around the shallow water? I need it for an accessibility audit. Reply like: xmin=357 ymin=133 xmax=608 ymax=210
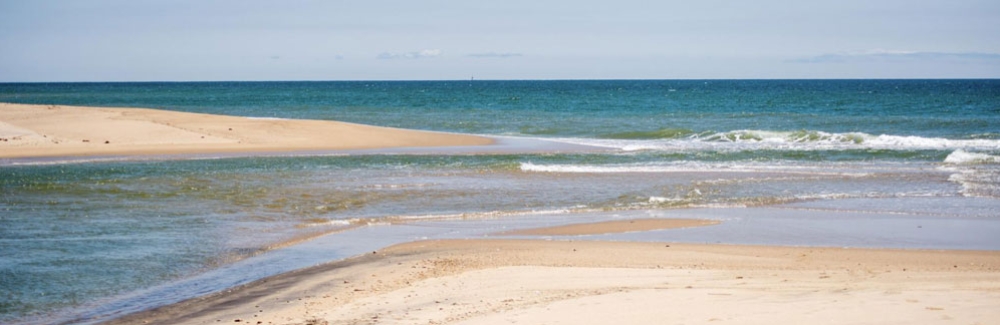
xmin=57 ymin=201 xmax=1000 ymax=324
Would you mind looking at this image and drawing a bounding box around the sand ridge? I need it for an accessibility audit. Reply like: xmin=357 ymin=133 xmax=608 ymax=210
xmin=0 ymin=103 xmax=493 ymax=158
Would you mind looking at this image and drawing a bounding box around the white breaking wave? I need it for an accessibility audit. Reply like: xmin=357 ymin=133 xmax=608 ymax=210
xmin=520 ymin=161 xmax=880 ymax=176
xmin=944 ymin=150 xmax=1000 ymax=165
xmin=945 ymin=168 xmax=1000 ymax=198
xmin=544 ymin=130 xmax=1000 ymax=152
xmin=942 ymin=150 xmax=1000 ymax=198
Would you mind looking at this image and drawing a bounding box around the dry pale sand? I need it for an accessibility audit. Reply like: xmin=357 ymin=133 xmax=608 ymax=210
xmin=105 ymin=238 xmax=1000 ymax=325
xmin=0 ymin=103 xmax=492 ymax=158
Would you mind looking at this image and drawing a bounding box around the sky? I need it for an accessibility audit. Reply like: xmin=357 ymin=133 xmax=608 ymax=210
xmin=1 ymin=0 xmax=999 ymax=81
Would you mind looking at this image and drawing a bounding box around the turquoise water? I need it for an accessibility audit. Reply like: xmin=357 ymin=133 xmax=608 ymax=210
xmin=2 ymin=80 xmax=999 ymax=323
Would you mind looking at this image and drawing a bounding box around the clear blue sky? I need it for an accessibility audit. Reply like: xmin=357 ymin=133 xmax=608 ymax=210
xmin=2 ymin=0 xmax=999 ymax=81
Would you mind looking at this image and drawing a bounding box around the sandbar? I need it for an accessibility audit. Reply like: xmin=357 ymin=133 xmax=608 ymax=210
xmin=104 ymin=239 xmax=1000 ymax=325
xmin=0 ymin=103 xmax=493 ymax=158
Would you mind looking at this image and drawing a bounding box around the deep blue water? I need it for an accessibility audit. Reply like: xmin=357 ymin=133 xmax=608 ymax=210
xmin=3 ymin=80 xmax=998 ymax=139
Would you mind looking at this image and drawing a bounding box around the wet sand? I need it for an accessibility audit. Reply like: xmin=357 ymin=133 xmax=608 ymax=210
xmin=103 ymin=238 xmax=1000 ymax=325
xmin=0 ymin=103 xmax=493 ymax=158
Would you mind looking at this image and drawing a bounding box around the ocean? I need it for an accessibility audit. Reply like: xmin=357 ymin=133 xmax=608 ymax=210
xmin=2 ymin=80 xmax=999 ymax=324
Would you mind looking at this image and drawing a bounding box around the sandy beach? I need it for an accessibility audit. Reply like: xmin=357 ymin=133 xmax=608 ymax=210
xmin=103 ymin=220 xmax=1000 ymax=325
xmin=3 ymin=102 xmax=997 ymax=325
xmin=0 ymin=103 xmax=493 ymax=158
xmin=4 ymin=1 xmax=1000 ymax=322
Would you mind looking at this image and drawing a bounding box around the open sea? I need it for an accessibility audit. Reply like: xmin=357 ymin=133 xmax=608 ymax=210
xmin=2 ymin=80 xmax=999 ymax=324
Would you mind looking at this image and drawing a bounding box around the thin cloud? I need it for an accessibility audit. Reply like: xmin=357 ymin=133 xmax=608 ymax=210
xmin=466 ymin=52 xmax=523 ymax=59
xmin=792 ymin=50 xmax=1000 ymax=63
xmin=377 ymin=49 xmax=443 ymax=60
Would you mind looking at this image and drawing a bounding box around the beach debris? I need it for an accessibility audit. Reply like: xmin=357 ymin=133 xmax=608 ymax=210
xmin=82 ymin=139 xmax=89 ymax=142
xmin=105 ymin=140 xmax=110 ymax=144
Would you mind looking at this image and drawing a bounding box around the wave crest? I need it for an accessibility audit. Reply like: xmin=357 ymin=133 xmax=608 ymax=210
xmin=553 ymin=129 xmax=1000 ymax=152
